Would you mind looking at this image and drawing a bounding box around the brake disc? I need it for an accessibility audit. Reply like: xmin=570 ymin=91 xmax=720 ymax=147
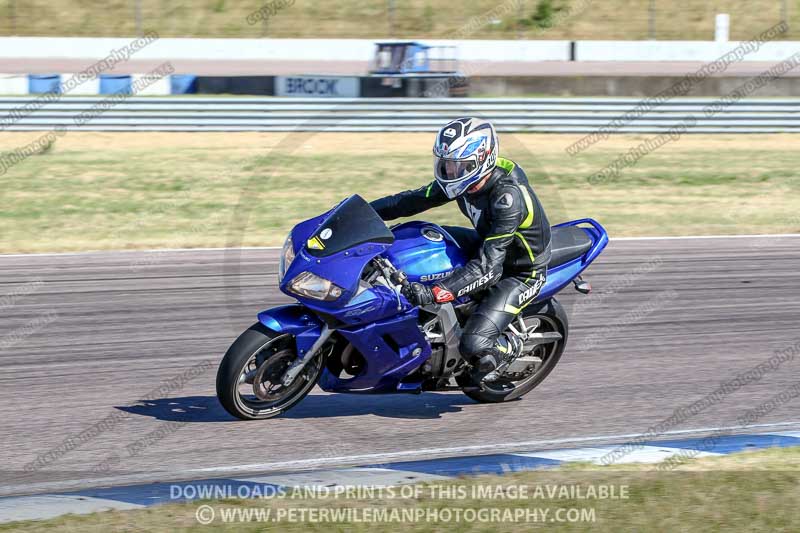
xmin=252 ymin=351 xmax=295 ymax=401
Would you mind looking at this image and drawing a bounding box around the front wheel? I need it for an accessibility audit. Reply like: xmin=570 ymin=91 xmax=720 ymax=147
xmin=216 ymin=323 xmax=323 ymax=420
xmin=458 ymin=298 xmax=568 ymax=403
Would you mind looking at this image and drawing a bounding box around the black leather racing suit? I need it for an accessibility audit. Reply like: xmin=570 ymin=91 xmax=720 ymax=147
xmin=370 ymin=157 xmax=552 ymax=363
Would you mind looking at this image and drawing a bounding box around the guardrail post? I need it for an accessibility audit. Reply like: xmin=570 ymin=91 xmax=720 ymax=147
xmin=715 ymin=13 xmax=730 ymax=42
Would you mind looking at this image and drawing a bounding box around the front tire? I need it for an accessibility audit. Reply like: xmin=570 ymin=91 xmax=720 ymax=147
xmin=216 ymin=322 xmax=323 ymax=420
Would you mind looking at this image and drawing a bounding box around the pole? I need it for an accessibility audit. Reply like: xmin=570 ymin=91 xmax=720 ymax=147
xmin=714 ymin=13 xmax=730 ymax=42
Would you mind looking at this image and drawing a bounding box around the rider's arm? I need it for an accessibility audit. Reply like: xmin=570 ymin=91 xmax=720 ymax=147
xmin=434 ymin=185 xmax=527 ymax=301
xmin=370 ymin=181 xmax=450 ymax=221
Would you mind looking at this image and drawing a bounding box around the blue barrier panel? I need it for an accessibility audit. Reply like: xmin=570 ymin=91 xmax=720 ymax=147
xmin=28 ymin=74 xmax=61 ymax=94
xmin=99 ymin=75 xmax=132 ymax=95
xmin=170 ymin=75 xmax=197 ymax=94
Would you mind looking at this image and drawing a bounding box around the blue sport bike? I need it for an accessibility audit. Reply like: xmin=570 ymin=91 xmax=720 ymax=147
xmin=217 ymin=195 xmax=608 ymax=419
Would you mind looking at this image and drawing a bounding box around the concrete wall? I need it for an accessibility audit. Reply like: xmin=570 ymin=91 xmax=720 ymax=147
xmin=1 ymin=36 xmax=797 ymax=63
xmin=0 ymin=37 xmax=570 ymax=62
xmin=472 ymin=75 xmax=800 ymax=97
xmin=575 ymin=41 xmax=800 ymax=62
xmin=0 ymin=74 xmax=28 ymax=95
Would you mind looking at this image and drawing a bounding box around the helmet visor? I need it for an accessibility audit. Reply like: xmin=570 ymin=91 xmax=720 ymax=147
xmin=434 ymin=155 xmax=479 ymax=182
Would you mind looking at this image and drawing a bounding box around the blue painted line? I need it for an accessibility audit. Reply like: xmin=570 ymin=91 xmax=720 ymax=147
xmin=369 ymin=454 xmax=562 ymax=476
xmin=647 ymin=434 xmax=800 ymax=455
xmin=2 ymin=430 xmax=799 ymax=524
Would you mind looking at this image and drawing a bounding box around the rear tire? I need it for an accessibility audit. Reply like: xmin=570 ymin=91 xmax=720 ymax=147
xmin=216 ymin=322 xmax=323 ymax=420
xmin=459 ymin=298 xmax=568 ymax=403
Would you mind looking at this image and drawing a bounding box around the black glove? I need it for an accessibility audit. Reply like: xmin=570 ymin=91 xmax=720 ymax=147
xmin=401 ymin=282 xmax=434 ymax=307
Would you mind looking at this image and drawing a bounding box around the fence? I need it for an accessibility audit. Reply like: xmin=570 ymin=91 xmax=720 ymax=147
xmin=2 ymin=97 xmax=799 ymax=132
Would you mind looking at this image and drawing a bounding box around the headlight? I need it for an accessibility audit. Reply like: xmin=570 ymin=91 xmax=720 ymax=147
xmin=278 ymin=235 xmax=295 ymax=282
xmin=288 ymin=271 xmax=343 ymax=301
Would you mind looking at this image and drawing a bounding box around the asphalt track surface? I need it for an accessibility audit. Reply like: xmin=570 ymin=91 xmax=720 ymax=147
xmin=1 ymin=235 xmax=799 ymax=497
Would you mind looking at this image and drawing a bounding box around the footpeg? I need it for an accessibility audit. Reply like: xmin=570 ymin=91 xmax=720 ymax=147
xmin=573 ymin=276 xmax=591 ymax=294
xmin=482 ymin=372 xmax=500 ymax=383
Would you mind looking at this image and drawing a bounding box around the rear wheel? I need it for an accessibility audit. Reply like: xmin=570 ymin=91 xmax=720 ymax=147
xmin=459 ymin=298 xmax=567 ymax=403
xmin=216 ymin=323 xmax=324 ymax=420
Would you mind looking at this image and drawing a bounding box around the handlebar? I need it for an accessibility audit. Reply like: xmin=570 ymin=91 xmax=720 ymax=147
xmin=389 ymin=268 xmax=410 ymax=291
xmin=371 ymin=256 xmax=409 ymax=310
xmin=373 ymin=257 xmax=410 ymax=303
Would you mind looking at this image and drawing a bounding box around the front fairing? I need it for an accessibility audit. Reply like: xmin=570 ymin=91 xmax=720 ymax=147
xmin=279 ymin=196 xmax=411 ymax=326
xmin=281 ymin=242 xmax=406 ymax=325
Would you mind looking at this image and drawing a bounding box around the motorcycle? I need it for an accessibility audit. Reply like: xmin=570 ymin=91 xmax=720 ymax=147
xmin=216 ymin=194 xmax=608 ymax=420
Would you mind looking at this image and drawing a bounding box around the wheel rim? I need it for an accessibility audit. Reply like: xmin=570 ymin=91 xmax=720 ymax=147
xmin=481 ymin=315 xmax=562 ymax=394
xmin=232 ymin=337 xmax=323 ymax=416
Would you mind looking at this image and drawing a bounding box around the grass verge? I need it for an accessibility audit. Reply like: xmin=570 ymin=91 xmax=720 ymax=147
xmin=6 ymin=0 xmax=800 ymax=40
xmin=3 ymin=446 xmax=800 ymax=532
xmin=0 ymin=132 xmax=798 ymax=253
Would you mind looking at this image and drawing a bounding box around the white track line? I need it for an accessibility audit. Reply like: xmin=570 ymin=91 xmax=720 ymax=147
xmin=187 ymin=420 xmax=800 ymax=475
xmin=0 ymin=246 xmax=281 ymax=258
xmin=1 ymin=233 xmax=798 ymax=258
xmin=4 ymin=420 xmax=798 ymax=497
xmin=612 ymin=233 xmax=800 ymax=241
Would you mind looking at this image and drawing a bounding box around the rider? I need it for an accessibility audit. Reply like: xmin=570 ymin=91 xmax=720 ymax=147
xmin=370 ymin=117 xmax=552 ymax=381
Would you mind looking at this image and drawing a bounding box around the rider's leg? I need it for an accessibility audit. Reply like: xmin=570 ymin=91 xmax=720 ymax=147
xmin=459 ymin=271 xmax=546 ymax=378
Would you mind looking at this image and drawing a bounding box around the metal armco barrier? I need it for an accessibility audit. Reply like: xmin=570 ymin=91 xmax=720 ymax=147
xmin=1 ymin=97 xmax=799 ymax=133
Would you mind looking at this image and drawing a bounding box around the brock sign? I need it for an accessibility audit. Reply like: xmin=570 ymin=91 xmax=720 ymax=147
xmin=276 ymin=76 xmax=360 ymax=97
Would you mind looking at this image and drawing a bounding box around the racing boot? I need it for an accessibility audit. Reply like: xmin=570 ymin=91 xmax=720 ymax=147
xmin=470 ymin=332 xmax=524 ymax=384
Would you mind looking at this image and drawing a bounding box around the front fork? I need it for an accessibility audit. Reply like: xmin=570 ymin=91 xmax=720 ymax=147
xmin=257 ymin=304 xmax=331 ymax=387
xmin=281 ymin=324 xmax=333 ymax=386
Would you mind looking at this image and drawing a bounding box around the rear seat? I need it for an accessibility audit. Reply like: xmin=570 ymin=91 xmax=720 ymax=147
xmin=549 ymin=226 xmax=593 ymax=267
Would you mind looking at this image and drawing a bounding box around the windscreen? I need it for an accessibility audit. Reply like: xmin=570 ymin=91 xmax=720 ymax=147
xmin=305 ymin=195 xmax=394 ymax=257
